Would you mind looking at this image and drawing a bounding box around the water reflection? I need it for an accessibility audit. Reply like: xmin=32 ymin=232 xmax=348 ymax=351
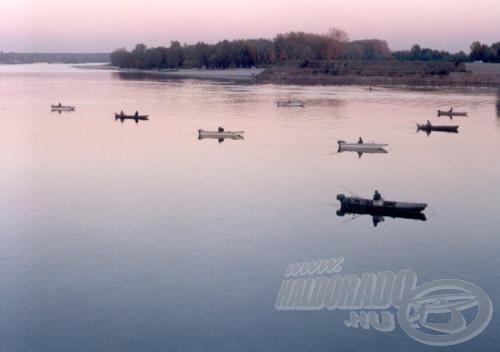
xmin=2 ymin=64 xmax=500 ymax=352
xmin=336 ymin=205 xmax=427 ymax=227
xmin=337 ymin=148 xmax=388 ymax=158
xmin=113 ymin=71 xmax=187 ymax=85
xmin=497 ymin=90 xmax=500 ymax=118
xmin=198 ymin=135 xmax=245 ymax=144
xmin=50 ymin=109 xmax=74 ymax=114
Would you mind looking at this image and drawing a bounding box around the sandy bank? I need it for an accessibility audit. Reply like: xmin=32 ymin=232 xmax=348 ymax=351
xmin=153 ymin=68 xmax=265 ymax=80
xmin=91 ymin=66 xmax=265 ymax=81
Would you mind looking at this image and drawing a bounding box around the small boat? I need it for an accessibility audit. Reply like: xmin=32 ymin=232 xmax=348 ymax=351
xmin=51 ymin=105 xmax=75 ymax=111
xmin=198 ymin=129 xmax=244 ymax=139
xmin=337 ymin=140 xmax=388 ymax=152
xmin=337 ymin=194 xmax=426 ymax=226
xmin=437 ymin=110 xmax=467 ymax=117
xmin=277 ymin=100 xmax=305 ymax=108
xmin=337 ymin=194 xmax=427 ymax=214
xmin=114 ymin=113 xmax=149 ymax=121
xmin=417 ymin=123 xmax=459 ymax=133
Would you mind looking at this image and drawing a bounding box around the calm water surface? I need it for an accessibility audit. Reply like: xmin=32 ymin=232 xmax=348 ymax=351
xmin=1 ymin=64 xmax=499 ymax=351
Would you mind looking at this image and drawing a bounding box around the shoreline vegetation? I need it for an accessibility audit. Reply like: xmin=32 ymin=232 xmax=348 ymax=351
xmin=108 ymin=30 xmax=500 ymax=87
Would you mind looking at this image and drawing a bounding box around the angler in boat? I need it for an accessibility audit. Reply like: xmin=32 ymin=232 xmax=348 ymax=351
xmin=337 ymin=140 xmax=388 ymax=152
xmin=336 ymin=193 xmax=427 ymax=226
xmin=198 ymin=128 xmax=245 ymax=141
xmin=437 ymin=108 xmax=467 ymax=117
xmin=417 ymin=122 xmax=459 ymax=134
xmin=51 ymin=103 xmax=75 ymax=111
xmin=114 ymin=111 xmax=149 ymax=122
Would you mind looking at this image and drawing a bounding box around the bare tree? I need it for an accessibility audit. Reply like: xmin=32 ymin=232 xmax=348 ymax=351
xmin=326 ymin=28 xmax=349 ymax=59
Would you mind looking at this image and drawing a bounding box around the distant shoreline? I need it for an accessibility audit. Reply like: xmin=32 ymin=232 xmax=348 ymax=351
xmin=76 ymin=62 xmax=500 ymax=87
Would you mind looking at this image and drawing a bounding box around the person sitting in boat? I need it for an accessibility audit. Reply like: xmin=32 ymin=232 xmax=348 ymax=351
xmin=58 ymin=102 xmax=62 ymax=107
xmin=358 ymin=137 xmax=363 ymax=144
xmin=120 ymin=110 xmax=124 ymax=116
xmin=135 ymin=111 xmax=139 ymax=117
xmin=373 ymin=190 xmax=382 ymax=205
xmin=218 ymin=127 xmax=224 ymax=133
xmin=449 ymin=107 xmax=453 ymax=113
xmin=426 ymin=120 xmax=431 ymax=128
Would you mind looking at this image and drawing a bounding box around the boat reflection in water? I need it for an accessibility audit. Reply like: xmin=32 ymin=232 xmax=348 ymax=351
xmin=336 ymin=194 xmax=427 ymax=227
xmin=497 ymin=90 xmax=500 ymax=118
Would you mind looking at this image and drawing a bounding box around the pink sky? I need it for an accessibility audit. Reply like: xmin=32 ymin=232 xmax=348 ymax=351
xmin=1 ymin=0 xmax=499 ymax=52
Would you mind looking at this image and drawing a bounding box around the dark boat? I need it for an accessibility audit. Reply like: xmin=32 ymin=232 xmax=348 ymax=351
xmin=114 ymin=113 xmax=149 ymax=122
xmin=417 ymin=123 xmax=459 ymax=133
xmin=336 ymin=194 xmax=427 ymax=226
xmin=437 ymin=110 xmax=467 ymax=117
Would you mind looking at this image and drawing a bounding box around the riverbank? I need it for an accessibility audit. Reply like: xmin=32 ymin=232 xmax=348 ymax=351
xmin=78 ymin=62 xmax=500 ymax=86
xmin=256 ymin=61 xmax=500 ymax=87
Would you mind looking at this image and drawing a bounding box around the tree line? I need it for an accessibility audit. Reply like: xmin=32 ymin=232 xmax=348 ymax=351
xmin=110 ymin=30 xmax=500 ymax=70
xmin=469 ymin=41 xmax=500 ymax=63
xmin=0 ymin=52 xmax=110 ymax=64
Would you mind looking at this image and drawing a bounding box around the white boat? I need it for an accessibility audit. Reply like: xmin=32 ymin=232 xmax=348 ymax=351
xmin=51 ymin=105 xmax=75 ymax=111
xmin=198 ymin=129 xmax=244 ymax=139
xmin=277 ymin=100 xmax=305 ymax=108
xmin=338 ymin=140 xmax=388 ymax=152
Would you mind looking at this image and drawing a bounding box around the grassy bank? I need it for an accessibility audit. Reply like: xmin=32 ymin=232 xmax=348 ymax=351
xmin=256 ymin=61 xmax=500 ymax=87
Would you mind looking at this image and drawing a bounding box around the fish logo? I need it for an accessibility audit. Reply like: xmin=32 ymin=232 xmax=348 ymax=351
xmin=398 ymin=279 xmax=493 ymax=346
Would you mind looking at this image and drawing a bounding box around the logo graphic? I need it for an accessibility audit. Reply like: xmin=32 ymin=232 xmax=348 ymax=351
xmin=275 ymin=258 xmax=493 ymax=346
xmin=398 ymin=279 xmax=493 ymax=346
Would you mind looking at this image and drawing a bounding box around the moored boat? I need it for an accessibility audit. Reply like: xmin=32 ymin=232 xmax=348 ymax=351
xmin=417 ymin=123 xmax=459 ymax=133
xmin=198 ymin=129 xmax=244 ymax=139
xmin=337 ymin=194 xmax=427 ymax=214
xmin=337 ymin=140 xmax=388 ymax=152
xmin=114 ymin=113 xmax=149 ymax=121
xmin=51 ymin=104 xmax=75 ymax=111
xmin=277 ymin=100 xmax=305 ymax=108
xmin=437 ymin=110 xmax=467 ymax=117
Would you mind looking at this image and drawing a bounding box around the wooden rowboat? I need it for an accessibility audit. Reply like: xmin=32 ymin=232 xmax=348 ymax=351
xmin=51 ymin=105 xmax=75 ymax=111
xmin=336 ymin=194 xmax=427 ymax=226
xmin=337 ymin=194 xmax=427 ymax=213
xmin=417 ymin=124 xmax=459 ymax=133
xmin=337 ymin=140 xmax=388 ymax=152
xmin=115 ymin=113 xmax=149 ymax=121
xmin=336 ymin=193 xmax=427 ymax=221
xmin=198 ymin=129 xmax=244 ymax=139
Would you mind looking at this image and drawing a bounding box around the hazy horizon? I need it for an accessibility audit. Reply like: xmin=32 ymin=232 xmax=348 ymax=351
xmin=1 ymin=0 xmax=499 ymax=53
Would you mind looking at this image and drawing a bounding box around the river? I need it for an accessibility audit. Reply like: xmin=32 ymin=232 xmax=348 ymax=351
xmin=0 ymin=63 xmax=499 ymax=351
